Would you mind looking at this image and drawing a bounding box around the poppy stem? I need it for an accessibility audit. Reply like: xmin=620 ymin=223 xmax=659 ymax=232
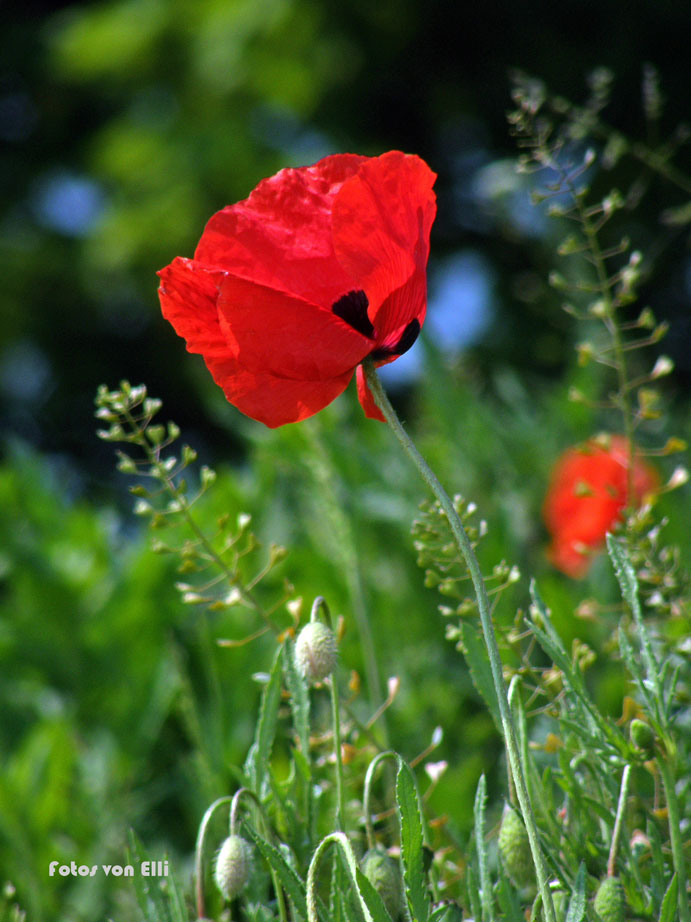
xmin=362 ymin=358 xmax=557 ymax=922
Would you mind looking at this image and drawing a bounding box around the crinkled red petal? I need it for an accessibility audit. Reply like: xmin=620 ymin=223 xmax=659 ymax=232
xmin=158 ymin=257 xmax=228 ymax=360
xmin=332 ymin=151 xmax=436 ymax=339
xmin=356 ymin=365 xmax=385 ymax=422
xmin=194 ymin=154 xmax=366 ymax=307
xmin=158 ymin=257 xmax=357 ymax=427
xmin=217 ymin=363 xmax=355 ymax=428
xmin=216 ymin=273 xmax=372 ymax=381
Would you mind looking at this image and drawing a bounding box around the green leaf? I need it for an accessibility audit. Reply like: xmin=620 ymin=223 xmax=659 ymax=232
xmin=244 ymin=645 xmax=283 ymax=794
xmin=127 ymin=830 xmax=173 ymax=922
xmin=355 ymin=868 xmax=395 ymax=922
xmin=460 ymin=620 xmax=502 ymax=734
xmin=606 ymin=535 xmax=640 ymax=618
xmin=243 ymin=825 xmax=309 ymax=921
xmin=396 ymin=760 xmax=430 ymax=922
xmin=283 ymin=636 xmax=311 ymax=760
xmin=607 ymin=535 xmax=663 ymax=717
xmin=658 ymin=874 xmax=678 ymax=922
xmin=466 ymin=864 xmax=482 ymax=922
xmin=474 ymin=775 xmax=493 ymax=922
xmin=565 ymin=862 xmax=586 ymax=922
xmin=618 ymin=626 xmax=655 ymax=712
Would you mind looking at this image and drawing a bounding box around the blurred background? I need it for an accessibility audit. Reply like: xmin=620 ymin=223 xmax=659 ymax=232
xmin=1 ymin=1 xmax=690 ymax=919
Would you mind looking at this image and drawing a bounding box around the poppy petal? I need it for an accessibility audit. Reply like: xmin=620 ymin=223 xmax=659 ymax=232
xmin=217 ymin=362 xmax=355 ymax=428
xmin=158 ymin=257 xmax=227 ymax=360
xmin=216 ymin=274 xmax=372 ymax=380
xmin=195 ymin=154 xmax=366 ymax=307
xmin=356 ymin=365 xmax=385 ymax=422
xmin=332 ymin=151 xmax=436 ymax=335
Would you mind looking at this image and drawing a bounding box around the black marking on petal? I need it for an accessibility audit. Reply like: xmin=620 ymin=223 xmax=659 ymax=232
xmin=371 ymin=318 xmax=421 ymax=360
xmin=331 ymin=290 xmax=374 ymax=339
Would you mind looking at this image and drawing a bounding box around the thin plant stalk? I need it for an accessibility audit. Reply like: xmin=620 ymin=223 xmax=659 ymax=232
xmin=607 ymin=765 xmax=631 ymax=878
xmin=194 ymin=796 xmax=232 ymax=919
xmin=303 ymin=421 xmax=387 ymax=726
xmin=312 ymin=596 xmax=346 ymax=831
xmin=362 ymin=358 xmax=557 ymax=922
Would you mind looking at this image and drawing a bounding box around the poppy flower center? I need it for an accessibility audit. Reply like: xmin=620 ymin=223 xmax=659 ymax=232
xmin=331 ymin=290 xmax=421 ymax=360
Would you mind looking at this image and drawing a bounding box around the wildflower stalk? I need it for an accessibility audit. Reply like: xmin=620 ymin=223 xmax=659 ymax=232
xmin=565 ymin=177 xmax=636 ymax=503
xmin=362 ymin=358 xmax=556 ymax=922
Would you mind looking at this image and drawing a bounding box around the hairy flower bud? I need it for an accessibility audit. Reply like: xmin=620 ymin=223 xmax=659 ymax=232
xmin=498 ymin=805 xmax=534 ymax=889
xmin=214 ymin=835 xmax=253 ymax=901
xmin=295 ymin=621 xmax=337 ymax=683
xmin=593 ymin=876 xmax=625 ymax=922
xmin=361 ymin=848 xmax=403 ymax=919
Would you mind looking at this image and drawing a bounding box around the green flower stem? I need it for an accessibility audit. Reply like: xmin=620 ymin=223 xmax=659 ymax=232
xmin=303 ymin=421 xmax=387 ymax=729
xmin=194 ymin=796 xmax=232 ymax=919
xmin=657 ymin=753 xmax=690 ymax=922
xmin=307 ymin=832 xmax=376 ymax=922
xmin=363 ymin=750 xmax=402 ymax=850
xmin=362 ymin=358 xmax=556 ymax=922
xmin=313 ymin=596 xmax=346 ymax=831
xmin=607 ymin=764 xmax=631 ymax=878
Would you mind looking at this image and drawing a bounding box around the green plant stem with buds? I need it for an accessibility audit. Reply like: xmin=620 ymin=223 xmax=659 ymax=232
xmin=362 ymin=358 xmax=557 ymax=922
xmin=566 ymin=177 xmax=636 ymax=503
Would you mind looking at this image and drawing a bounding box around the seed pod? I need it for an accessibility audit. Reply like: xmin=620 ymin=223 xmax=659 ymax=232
xmin=630 ymin=719 xmax=656 ymax=756
xmin=214 ymin=835 xmax=253 ymax=901
xmin=361 ymin=848 xmax=403 ymax=919
xmin=295 ymin=621 xmax=337 ymax=683
xmin=593 ymin=876 xmax=625 ymax=922
xmin=497 ymin=804 xmax=534 ymax=889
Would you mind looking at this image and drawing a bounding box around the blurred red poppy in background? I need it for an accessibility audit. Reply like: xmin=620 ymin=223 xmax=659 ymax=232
xmin=543 ymin=436 xmax=659 ymax=578
xmin=158 ymin=151 xmax=436 ymax=427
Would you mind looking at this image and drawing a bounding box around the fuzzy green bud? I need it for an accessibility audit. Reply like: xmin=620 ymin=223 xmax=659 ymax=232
xmin=498 ymin=805 xmax=534 ymax=889
xmin=593 ymin=876 xmax=625 ymax=922
xmin=214 ymin=835 xmax=253 ymax=901
xmin=630 ymin=719 xmax=656 ymax=756
xmin=361 ymin=848 xmax=403 ymax=919
xmin=295 ymin=621 xmax=337 ymax=683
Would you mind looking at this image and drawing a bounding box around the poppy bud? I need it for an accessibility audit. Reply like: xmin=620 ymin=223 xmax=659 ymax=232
xmin=498 ymin=805 xmax=534 ymax=889
xmin=361 ymin=848 xmax=403 ymax=919
xmin=295 ymin=621 xmax=337 ymax=683
xmin=593 ymin=876 xmax=625 ymax=922
xmin=630 ymin=719 xmax=656 ymax=755
xmin=214 ymin=835 xmax=253 ymax=901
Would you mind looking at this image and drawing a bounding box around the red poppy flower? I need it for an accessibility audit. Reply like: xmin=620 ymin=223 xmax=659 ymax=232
xmin=543 ymin=436 xmax=659 ymax=578
xmin=157 ymin=151 xmax=437 ymax=427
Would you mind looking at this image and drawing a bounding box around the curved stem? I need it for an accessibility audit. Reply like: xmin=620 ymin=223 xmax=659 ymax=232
xmin=362 ymin=359 xmax=556 ymax=922
xmin=194 ymin=796 xmax=233 ymax=919
xmin=307 ymin=832 xmax=377 ymax=922
xmin=363 ymin=751 xmax=401 ymax=850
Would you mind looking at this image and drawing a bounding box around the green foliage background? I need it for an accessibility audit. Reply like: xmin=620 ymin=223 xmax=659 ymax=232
xmin=0 ymin=2 xmax=689 ymax=919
